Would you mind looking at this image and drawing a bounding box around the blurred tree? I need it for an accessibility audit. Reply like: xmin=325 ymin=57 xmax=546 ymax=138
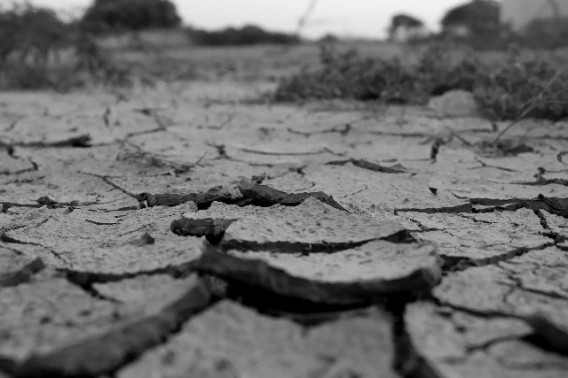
xmin=81 ymin=0 xmax=181 ymax=34
xmin=188 ymin=25 xmax=300 ymax=46
xmin=523 ymin=16 xmax=568 ymax=49
xmin=441 ymin=0 xmax=500 ymax=38
xmin=0 ymin=3 xmax=70 ymax=66
xmin=388 ymin=13 xmax=425 ymax=41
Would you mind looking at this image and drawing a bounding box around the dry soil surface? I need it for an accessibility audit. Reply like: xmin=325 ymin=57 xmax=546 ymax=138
xmin=1 ymin=81 xmax=568 ymax=378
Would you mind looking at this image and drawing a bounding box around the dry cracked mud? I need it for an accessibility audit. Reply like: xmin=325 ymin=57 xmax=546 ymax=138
xmin=1 ymin=83 xmax=568 ymax=378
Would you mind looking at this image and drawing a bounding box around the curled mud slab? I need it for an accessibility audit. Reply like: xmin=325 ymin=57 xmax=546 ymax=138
xmin=195 ymin=241 xmax=440 ymax=307
xmin=1 ymin=82 xmax=568 ymax=377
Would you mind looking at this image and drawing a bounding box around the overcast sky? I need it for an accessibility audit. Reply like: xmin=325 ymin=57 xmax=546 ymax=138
xmin=25 ymin=0 xmax=468 ymax=38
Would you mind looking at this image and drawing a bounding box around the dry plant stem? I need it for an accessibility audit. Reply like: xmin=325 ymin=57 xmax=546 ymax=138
xmin=493 ymin=67 xmax=567 ymax=144
xmin=296 ymin=0 xmax=318 ymax=35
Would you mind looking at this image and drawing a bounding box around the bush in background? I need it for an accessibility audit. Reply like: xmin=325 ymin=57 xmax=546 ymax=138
xmin=274 ymin=42 xmax=568 ymax=121
xmin=0 ymin=2 xmax=134 ymax=90
xmin=81 ymin=0 xmax=181 ymax=34
xmin=0 ymin=3 xmax=71 ymax=66
xmin=522 ymin=17 xmax=568 ymax=50
xmin=188 ymin=25 xmax=300 ymax=46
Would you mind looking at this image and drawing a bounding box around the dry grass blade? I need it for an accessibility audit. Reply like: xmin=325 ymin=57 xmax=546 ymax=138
xmin=492 ymin=66 xmax=568 ymax=144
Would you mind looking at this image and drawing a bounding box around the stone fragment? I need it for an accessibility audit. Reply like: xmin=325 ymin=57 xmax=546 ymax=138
xmin=428 ymin=90 xmax=479 ymax=118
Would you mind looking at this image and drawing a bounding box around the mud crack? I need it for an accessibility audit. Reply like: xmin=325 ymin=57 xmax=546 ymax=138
xmin=0 ymin=276 xmax=214 ymax=378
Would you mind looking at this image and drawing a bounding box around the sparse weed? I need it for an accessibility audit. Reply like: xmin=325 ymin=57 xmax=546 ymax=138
xmin=274 ymin=42 xmax=568 ymax=121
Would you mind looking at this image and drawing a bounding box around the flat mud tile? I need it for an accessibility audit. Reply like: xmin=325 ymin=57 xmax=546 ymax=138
xmin=220 ymin=197 xmax=407 ymax=252
xmin=404 ymin=302 xmax=568 ymax=378
xmin=0 ymin=173 xmax=139 ymax=211
xmin=435 ymin=248 xmax=568 ymax=355
xmin=430 ymin=174 xmax=568 ymax=201
xmin=5 ymin=204 xmax=202 ymax=274
xmin=0 ymin=275 xmax=127 ymax=361
xmin=118 ymin=300 xmax=398 ymax=378
xmin=400 ymin=209 xmax=551 ymax=265
xmin=195 ymin=242 xmax=440 ymax=305
xmin=0 ymin=246 xmax=45 ymax=287
xmin=5 ymin=275 xmax=212 ymax=378
xmin=127 ymin=130 xmax=216 ymax=165
xmin=7 ymin=109 xmax=158 ymax=145
xmin=0 ymin=150 xmax=35 ymax=175
xmin=93 ymin=274 xmax=193 ymax=306
xmin=302 ymin=165 xmax=464 ymax=214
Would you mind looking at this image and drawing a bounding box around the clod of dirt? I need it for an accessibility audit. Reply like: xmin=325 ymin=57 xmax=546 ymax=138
xmin=6 ymin=275 xmax=213 ymax=378
xmin=227 ymin=239 xmax=440 ymax=284
xmin=428 ymin=90 xmax=480 ymax=118
xmin=195 ymin=241 xmax=440 ymax=307
xmin=170 ymin=218 xmax=237 ymax=244
xmin=326 ymin=159 xmax=408 ymax=174
xmin=220 ymin=197 xmax=408 ymax=252
xmin=13 ymin=134 xmax=92 ymax=149
xmin=139 ymin=179 xmax=347 ymax=211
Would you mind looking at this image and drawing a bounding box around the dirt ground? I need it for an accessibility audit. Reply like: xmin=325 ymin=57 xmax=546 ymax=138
xmin=1 ymin=57 xmax=568 ymax=378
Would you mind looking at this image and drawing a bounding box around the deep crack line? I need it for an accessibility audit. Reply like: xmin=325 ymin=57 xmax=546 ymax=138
xmin=82 ymin=172 xmax=142 ymax=204
xmin=393 ymin=302 xmax=446 ymax=378
xmin=59 ymin=260 xmax=197 ymax=287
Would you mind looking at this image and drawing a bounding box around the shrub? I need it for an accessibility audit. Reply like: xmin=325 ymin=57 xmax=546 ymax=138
xmin=0 ymin=3 xmax=71 ymax=66
xmin=0 ymin=3 xmax=134 ymax=90
xmin=274 ymin=43 xmax=568 ymax=121
xmin=188 ymin=25 xmax=300 ymax=46
xmin=81 ymin=0 xmax=181 ymax=34
xmin=522 ymin=17 xmax=568 ymax=49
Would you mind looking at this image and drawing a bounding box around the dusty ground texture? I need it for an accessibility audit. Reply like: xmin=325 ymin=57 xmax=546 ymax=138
xmin=1 ymin=79 xmax=568 ymax=378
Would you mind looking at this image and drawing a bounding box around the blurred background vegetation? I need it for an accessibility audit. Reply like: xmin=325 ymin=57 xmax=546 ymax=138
xmin=0 ymin=0 xmax=566 ymax=122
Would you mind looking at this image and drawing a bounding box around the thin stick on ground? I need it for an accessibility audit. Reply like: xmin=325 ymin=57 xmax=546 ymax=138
xmin=492 ymin=67 xmax=567 ymax=144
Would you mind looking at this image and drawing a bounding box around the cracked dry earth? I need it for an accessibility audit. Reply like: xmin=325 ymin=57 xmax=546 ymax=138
xmin=1 ymin=82 xmax=568 ymax=378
